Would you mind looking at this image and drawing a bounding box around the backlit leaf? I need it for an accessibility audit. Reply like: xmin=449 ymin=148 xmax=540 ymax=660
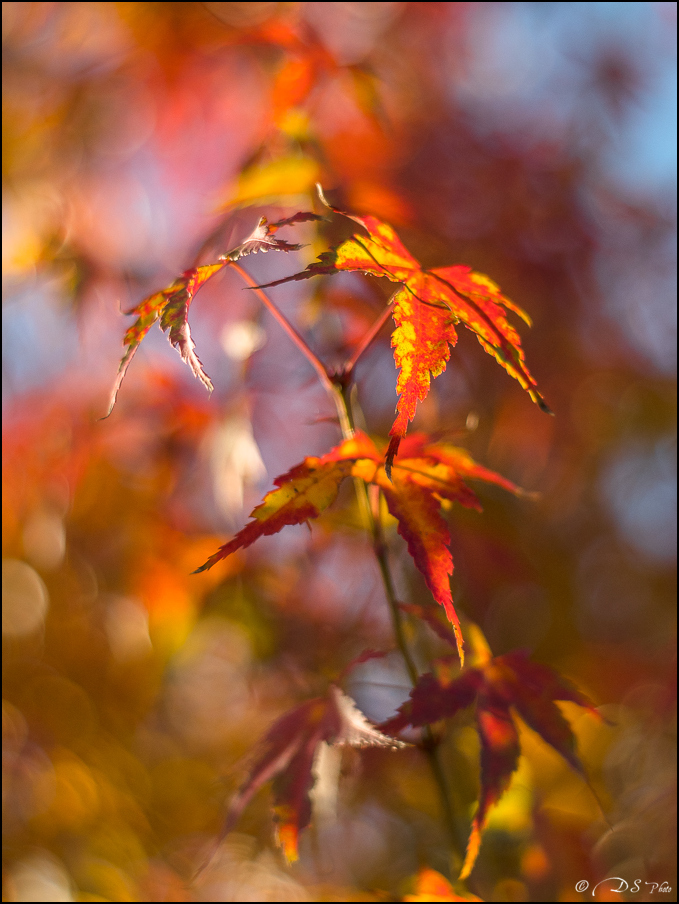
xmin=195 ymin=431 xmax=522 ymax=665
xmin=105 ymin=263 xmax=225 ymax=418
xmin=255 ymin=190 xmax=550 ymax=474
xmin=106 ymin=213 xmax=318 ymax=416
xmin=192 ymin=432 xmax=380 ymax=574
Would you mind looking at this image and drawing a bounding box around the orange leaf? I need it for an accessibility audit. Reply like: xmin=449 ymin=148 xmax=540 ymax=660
xmin=195 ymin=431 xmax=522 ymax=665
xmin=403 ymin=868 xmax=483 ymax=901
xmin=192 ymin=432 xmax=381 ymax=573
xmin=256 ymin=190 xmax=550 ymax=474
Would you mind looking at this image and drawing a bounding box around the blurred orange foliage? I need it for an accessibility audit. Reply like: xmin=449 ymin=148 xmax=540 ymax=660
xmin=3 ymin=2 xmax=675 ymax=901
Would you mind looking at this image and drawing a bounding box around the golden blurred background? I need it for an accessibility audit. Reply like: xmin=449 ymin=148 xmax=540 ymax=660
xmin=3 ymin=3 xmax=676 ymax=901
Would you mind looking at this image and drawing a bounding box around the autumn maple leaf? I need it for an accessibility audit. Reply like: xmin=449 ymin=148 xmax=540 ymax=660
xmin=218 ymin=685 xmax=404 ymax=863
xmin=194 ymin=431 xmax=523 ymax=665
xmin=255 ymin=188 xmax=551 ymax=475
xmin=381 ymin=650 xmax=600 ymax=880
xmin=105 ymin=212 xmax=321 ymax=417
xmin=403 ymin=868 xmax=483 ymax=902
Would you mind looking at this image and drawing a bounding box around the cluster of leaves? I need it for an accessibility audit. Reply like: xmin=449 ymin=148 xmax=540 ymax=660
xmin=109 ymin=188 xmax=550 ymax=459
xmin=108 ymin=190 xmax=598 ymax=886
xmin=256 ymin=189 xmax=552 ymax=472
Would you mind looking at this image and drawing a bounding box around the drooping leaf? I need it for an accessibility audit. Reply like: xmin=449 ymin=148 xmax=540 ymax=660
xmin=194 ymin=431 xmax=523 ymax=665
xmin=403 ymin=868 xmax=483 ymax=902
xmin=106 ymin=213 xmax=318 ymax=416
xmin=255 ymin=190 xmax=550 ymax=474
xmin=221 ymin=685 xmax=404 ymax=863
xmin=192 ymin=432 xmax=380 ymax=574
xmin=381 ymin=650 xmax=600 ymax=880
xmin=105 ymin=263 xmax=224 ymax=418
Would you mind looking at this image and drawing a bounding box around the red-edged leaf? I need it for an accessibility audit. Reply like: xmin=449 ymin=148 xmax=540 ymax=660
xmin=379 ymin=469 xmax=464 ymax=663
xmin=403 ymin=868 xmax=484 ymax=902
xmin=105 ymin=262 xmax=224 ymax=417
xmin=195 ymin=431 xmax=522 ymax=666
xmin=255 ymin=189 xmax=549 ymax=472
xmin=395 ymin=435 xmax=526 ymax=498
xmin=192 ymin=432 xmax=380 ymax=574
xmin=378 ymin=441 xmax=523 ymax=664
xmin=107 ymin=213 xmax=318 ymax=416
xmin=222 ymin=686 xmax=404 ymax=862
xmin=387 ymin=284 xmax=460 ymax=473
xmin=381 ymin=651 xmax=600 ymax=880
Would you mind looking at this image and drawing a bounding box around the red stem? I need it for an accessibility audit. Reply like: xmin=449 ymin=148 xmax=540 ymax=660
xmin=230 ymin=262 xmax=335 ymax=396
xmin=343 ymin=293 xmax=396 ymax=377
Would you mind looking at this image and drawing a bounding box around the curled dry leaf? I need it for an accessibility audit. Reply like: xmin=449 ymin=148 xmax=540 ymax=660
xmin=105 ymin=213 xmax=320 ymax=416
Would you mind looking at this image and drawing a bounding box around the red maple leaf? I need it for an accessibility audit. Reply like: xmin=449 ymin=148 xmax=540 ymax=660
xmin=256 ymin=189 xmax=550 ymax=474
xmin=380 ymin=650 xmax=600 ymax=880
xmin=194 ymin=431 xmax=523 ymax=665
xmin=219 ymin=685 xmax=404 ymax=863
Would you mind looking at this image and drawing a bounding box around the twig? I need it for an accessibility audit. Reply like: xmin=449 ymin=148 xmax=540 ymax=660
xmin=334 ymin=382 xmax=461 ymax=862
xmin=343 ymin=293 xmax=396 ymax=378
xmin=230 ymin=262 xmax=335 ymax=397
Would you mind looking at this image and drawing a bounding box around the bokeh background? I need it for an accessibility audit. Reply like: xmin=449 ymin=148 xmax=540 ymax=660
xmin=2 ymin=3 xmax=676 ymax=901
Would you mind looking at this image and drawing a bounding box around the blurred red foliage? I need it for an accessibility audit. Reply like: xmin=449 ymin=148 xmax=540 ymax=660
xmin=3 ymin=2 xmax=675 ymax=900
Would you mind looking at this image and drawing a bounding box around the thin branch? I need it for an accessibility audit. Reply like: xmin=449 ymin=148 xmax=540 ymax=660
xmin=335 ymin=383 xmax=461 ymax=861
xmin=233 ymin=259 xmax=460 ymax=858
xmin=230 ymin=262 xmax=335 ymax=397
xmin=343 ymin=293 xmax=396 ymax=377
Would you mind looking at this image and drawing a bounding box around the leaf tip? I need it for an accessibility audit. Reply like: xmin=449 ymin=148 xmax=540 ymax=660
xmin=191 ymin=561 xmax=211 ymax=575
xmin=385 ymin=435 xmax=401 ymax=482
xmin=459 ymin=820 xmax=482 ymax=882
xmin=535 ymin=394 xmax=554 ymax=416
xmin=316 ymin=182 xmax=331 ymax=209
